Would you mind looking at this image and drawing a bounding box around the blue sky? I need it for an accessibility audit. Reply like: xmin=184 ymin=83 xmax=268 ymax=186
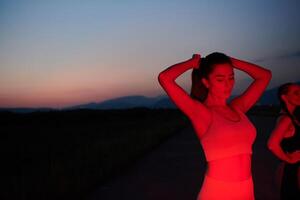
xmin=0 ymin=0 xmax=299 ymax=107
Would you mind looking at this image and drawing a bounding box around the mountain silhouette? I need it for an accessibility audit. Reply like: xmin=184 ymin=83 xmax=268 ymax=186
xmin=65 ymin=95 xmax=170 ymax=110
xmin=257 ymin=87 xmax=278 ymax=105
xmin=257 ymin=81 xmax=300 ymax=105
xmin=1 ymin=81 xmax=299 ymax=112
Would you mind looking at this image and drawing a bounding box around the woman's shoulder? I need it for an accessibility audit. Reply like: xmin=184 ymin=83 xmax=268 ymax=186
xmin=276 ymin=114 xmax=293 ymax=127
xmin=277 ymin=113 xmax=291 ymax=121
xmin=277 ymin=111 xmax=292 ymax=120
xmin=272 ymin=114 xmax=295 ymax=138
xmin=229 ymin=103 xmax=244 ymax=115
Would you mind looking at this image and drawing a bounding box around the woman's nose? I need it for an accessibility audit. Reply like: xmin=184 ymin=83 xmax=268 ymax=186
xmin=225 ymin=80 xmax=230 ymax=87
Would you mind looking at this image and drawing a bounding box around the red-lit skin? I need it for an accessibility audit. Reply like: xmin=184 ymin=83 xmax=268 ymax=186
xmin=268 ymin=84 xmax=300 ymax=164
xmin=158 ymin=54 xmax=272 ymax=181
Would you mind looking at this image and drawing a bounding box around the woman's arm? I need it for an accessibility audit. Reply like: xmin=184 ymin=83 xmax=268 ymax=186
xmin=267 ymin=116 xmax=300 ymax=164
xmin=158 ymin=54 xmax=211 ymax=133
xmin=230 ymin=57 xmax=272 ymax=113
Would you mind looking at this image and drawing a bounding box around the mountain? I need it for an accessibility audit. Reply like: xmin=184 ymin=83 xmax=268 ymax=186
xmin=2 ymin=81 xmax=299 ymax=112
xmin=0 ymin=95 xmax=175 ymax=113
xmin=152 ymin=97 xmax=176 ymax=108
xmin=257 ymin=87 xmax=278 ymax=105
xmin=257 ymin=81 xmax=300 ymax=105
xmin=64 ymin=95 xmax=172 ymax=110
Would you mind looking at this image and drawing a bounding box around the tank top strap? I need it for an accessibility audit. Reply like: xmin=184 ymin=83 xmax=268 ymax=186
xmin=229 ymin=106 xmax=246 ymax=120
xmin=279 ymin=112 xmax=298 ymax=126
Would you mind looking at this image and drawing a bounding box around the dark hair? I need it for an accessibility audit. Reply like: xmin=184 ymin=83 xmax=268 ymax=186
xmin=293 ymin=106 xmax=300 ymax=122
xmin=190 ymin=52 xmax=231 ymax=102
xmin=277 ymin=82 xmax=294 ymax=115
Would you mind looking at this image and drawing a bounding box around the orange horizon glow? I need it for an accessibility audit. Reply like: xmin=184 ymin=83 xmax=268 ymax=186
xmin=1 ymin=1 xmax=300 ymax=108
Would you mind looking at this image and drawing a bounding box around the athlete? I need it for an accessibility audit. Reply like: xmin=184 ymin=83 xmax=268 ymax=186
xmin=158 ymin=52 xmax=271 ymax=199
xmin=268 ymin=83 xmax=300 ymax=200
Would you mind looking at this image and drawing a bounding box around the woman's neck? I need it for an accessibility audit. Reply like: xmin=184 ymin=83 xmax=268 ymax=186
xmin=286 ymin=103 xmax=295 ymax=114
xmin=204 ymin=93 xmax=227 ymax=107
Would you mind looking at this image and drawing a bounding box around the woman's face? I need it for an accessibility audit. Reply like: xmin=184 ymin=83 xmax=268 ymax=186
xmin=202 ymin=63 xmax=235 ymax=99
xmin=283 ymin=84 xmax=300 ymax=106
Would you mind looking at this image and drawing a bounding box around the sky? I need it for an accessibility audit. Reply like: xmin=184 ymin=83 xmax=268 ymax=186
xmin=0 ymin=0 xmax=300 ymax=108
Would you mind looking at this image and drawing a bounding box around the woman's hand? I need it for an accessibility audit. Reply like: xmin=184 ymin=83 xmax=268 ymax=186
xmin=287 ymin=150 xmax=300 ymax=164
xmin=191 ymin=54 xmax=201 ymax=69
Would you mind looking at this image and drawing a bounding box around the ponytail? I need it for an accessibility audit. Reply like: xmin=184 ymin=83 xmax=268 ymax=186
xmin=190 ymin=67 xmax=208 ymax=102
xmin=277 ymin=83 xmax=294 ymax=116
xmin=293 ymin=106 xmax=300 ymax=123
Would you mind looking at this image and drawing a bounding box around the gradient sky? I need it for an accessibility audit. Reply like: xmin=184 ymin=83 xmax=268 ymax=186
xmin=1 ymin=0 xmax=300 ymax=108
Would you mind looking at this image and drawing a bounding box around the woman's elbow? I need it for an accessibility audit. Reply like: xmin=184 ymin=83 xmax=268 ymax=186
xmin=158 ymin=72 xmax=164 ymax=81
xmin=158 ymin=72 xmax=170 ymax=85
xmin=158 ymin=72 xmax=165 ymax=85
xmin=267 ymin=139 xmax=277 ymax=151
xmin=263 ymin=69 xmax=272 ymax=81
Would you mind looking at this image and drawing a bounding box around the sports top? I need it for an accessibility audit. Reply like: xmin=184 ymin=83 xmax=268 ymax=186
xmin=200 ymin=108 xmax=257 ymax=161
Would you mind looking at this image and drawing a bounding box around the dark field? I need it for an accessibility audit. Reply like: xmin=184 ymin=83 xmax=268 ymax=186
xmin=0 ymin=108 xmax=188 ymax=200
xmin=90 ymin=107 xmax=282 ymax=200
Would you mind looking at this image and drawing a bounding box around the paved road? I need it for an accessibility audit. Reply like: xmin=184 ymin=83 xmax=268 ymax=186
xmin=90 ymin=115 xmax=280 ymax=200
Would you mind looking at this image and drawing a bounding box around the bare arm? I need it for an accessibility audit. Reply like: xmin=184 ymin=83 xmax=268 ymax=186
xmin=267 ymin=116 xmax=300 ymax=164
xmin=230 ymin=58 xmax=272 ymax=113
xmin=158 ymin=54 xmax=211 ymax=134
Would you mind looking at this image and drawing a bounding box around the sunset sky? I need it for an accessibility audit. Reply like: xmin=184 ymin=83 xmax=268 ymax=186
xmin=1 ymin=0 xmax=300 ymax=108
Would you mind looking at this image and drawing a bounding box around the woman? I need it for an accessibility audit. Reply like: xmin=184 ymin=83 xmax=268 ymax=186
xmin=158 ymin=52 xmax=271 ymax=200
xmin=267 ymin=83 xmax=300 ymax=200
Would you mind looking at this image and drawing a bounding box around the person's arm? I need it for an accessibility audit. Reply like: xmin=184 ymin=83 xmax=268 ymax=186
xmin=230 ymin=58 xmax=272 ymax=113
xmin=158 ymin=54 xmax=211 ymax=134
xmin=267 ymin=116 xmax=300 ymax=164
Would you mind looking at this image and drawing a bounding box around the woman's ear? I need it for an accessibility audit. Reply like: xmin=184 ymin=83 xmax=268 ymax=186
xmin=201 ymin=78 xmax=209 ymax=88
xmin=281 ymin=94 xmax=288 ymax=104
